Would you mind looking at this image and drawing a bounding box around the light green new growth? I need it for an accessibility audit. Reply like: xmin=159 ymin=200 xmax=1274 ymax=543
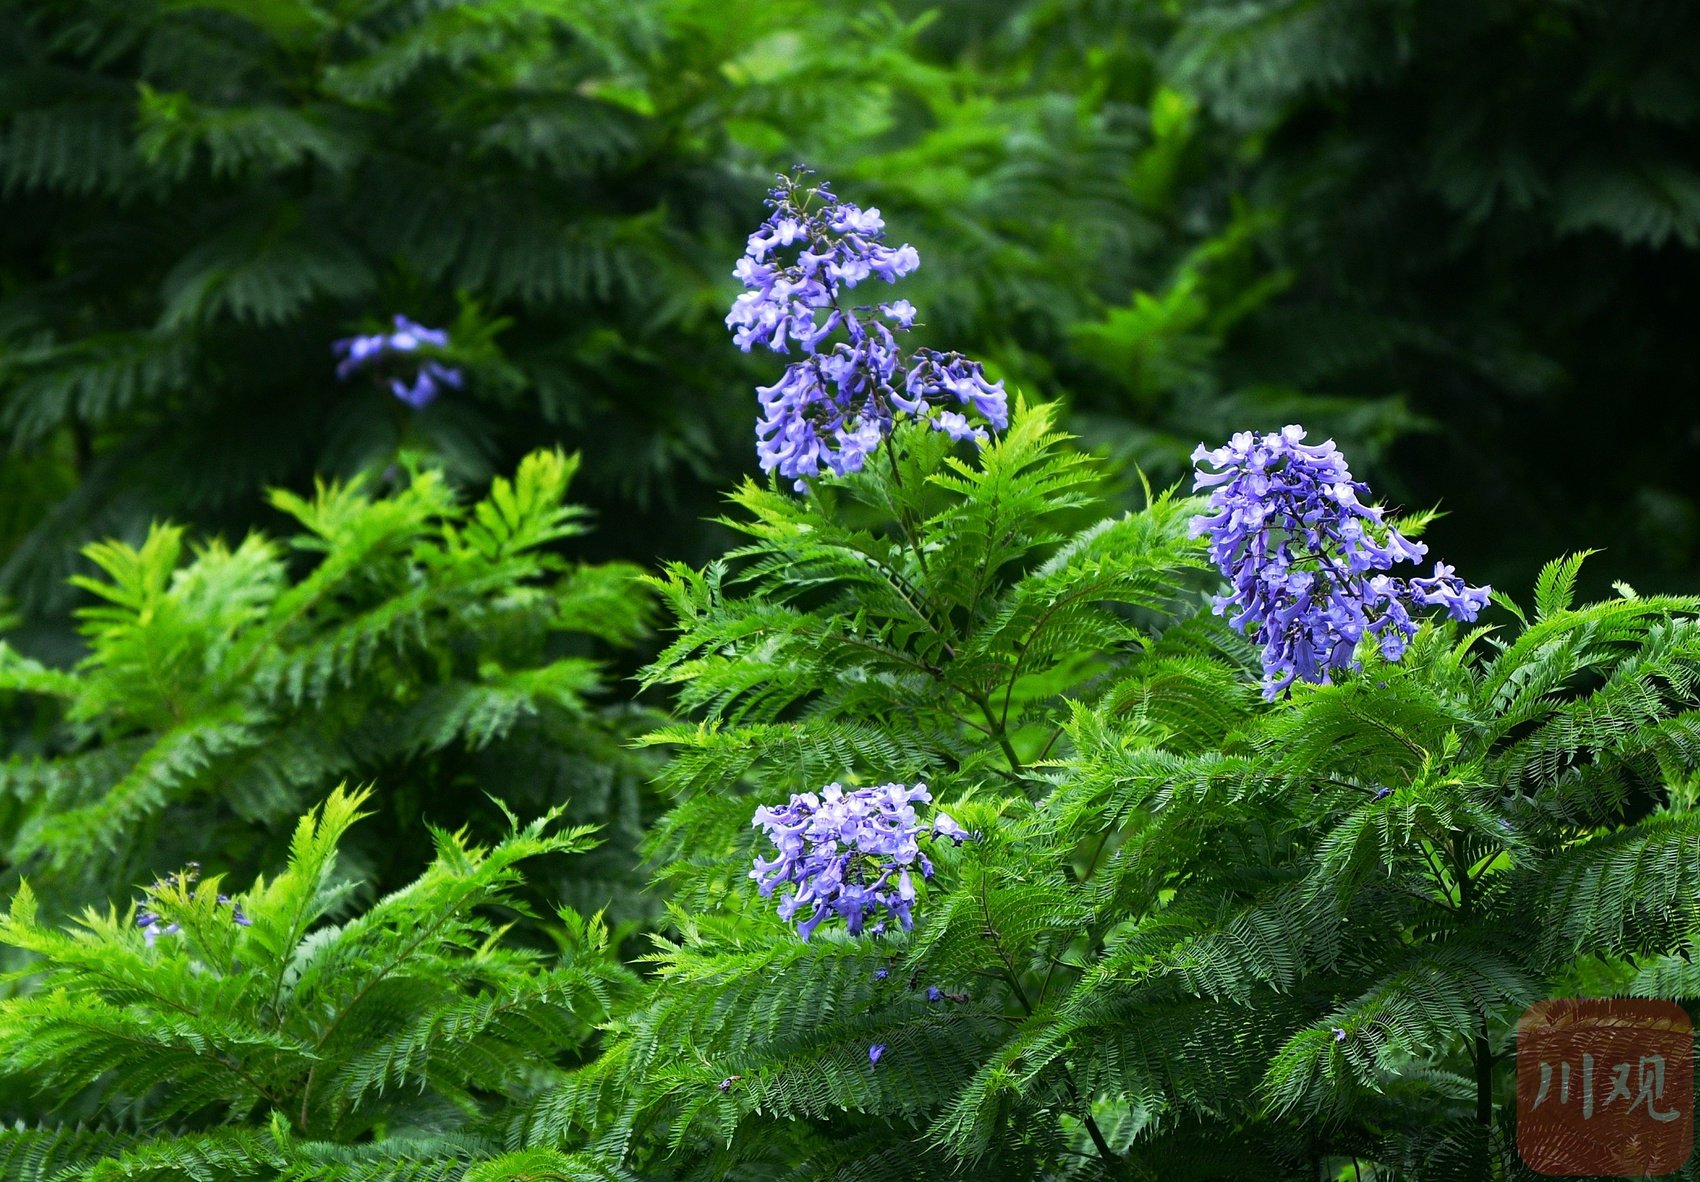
xmin=0 ymin=450 xmax=655 ymax=921
xmin=0 ymin=784 xmax=635 ymax=1182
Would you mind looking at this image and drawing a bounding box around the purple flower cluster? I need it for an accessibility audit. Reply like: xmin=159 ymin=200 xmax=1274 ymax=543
xmin=135 ymin=862 xmax=251 ymax=947
xmin=333 ymin=314 xmax=464 ymax=408
xmin=727 ymin=171 xmax=1009 ymax=491
xmin=134 ymin=914 xmax=177 ymax=946
xmin=1190 ymin=426 xmax=1491 ymax=698
xmin=750 ymin=781 xmax=972 ymax=941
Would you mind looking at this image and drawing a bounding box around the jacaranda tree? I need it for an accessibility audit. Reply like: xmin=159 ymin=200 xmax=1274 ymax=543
xmin=498 ymin=180 xmax=1700 ymax=1179
xmin=532 ymin=397 xmax=1700 ymax=1178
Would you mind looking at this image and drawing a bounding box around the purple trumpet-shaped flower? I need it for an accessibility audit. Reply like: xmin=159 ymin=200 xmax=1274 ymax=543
xmin=869 ymin=1043 xmax=887 ymax=1065
xmin=388 ymin=360 xmax=464 ymax=409
xmin=729 ymin=170 xmax=1008 ymax=490
xmin=135 ymin=868 xmax=254 ymax=947
xmin=333 ymin=314 xmax=463 ymax=409
xmin=134 ymin=910 xmax=181 ymax=947
xmin=1190 ymin=425 xmax=1490 ymax=698
xmin=930 ymin=813 xmax=973 ymax=844
xmin=750 ymin=781 xmax=971 ymax=940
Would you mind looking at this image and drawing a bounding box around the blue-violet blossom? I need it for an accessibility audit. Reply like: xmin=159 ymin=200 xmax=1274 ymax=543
xmin=728 ymin=171 xmax=1009 ymax=490
xmin=333 ymin=314 xmax=464 ymax=409
xmin=135 ymin=864 xmax=252 ymax=947
xmin=750 ymin=781 xmax=970 ymax=941
xmin=1191 ymin=425 xmax=1490 ymax=698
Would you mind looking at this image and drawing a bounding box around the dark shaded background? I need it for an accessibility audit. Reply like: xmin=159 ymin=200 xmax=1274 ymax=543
xmin=2 ymin=0 xmax=1696 ymax=633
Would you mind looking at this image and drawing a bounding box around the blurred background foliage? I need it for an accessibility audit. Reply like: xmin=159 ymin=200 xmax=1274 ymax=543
xmin=4 ymin=0 xmax=1697 ymax=657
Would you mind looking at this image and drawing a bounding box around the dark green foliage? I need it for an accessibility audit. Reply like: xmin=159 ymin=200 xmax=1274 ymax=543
xmin=793 ymin=0 xmax=1431 ymax=515
xmin=874 ymin=0 xmax=1700 ymax=593
xmin=8 ymin=0 xmax=1695 ymax=631
xmin=0 ymin=0 xmax=1442 ymax=650
xmin=1156 ymin=0 xmax=1700 ymax=593
xmin=0 ymin=449 xmax=657 ymax=921
xmin=0 ymin=784 xmax=636 ymax=1180
xmin=0 ymin=0 xmax=876 ymax=633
